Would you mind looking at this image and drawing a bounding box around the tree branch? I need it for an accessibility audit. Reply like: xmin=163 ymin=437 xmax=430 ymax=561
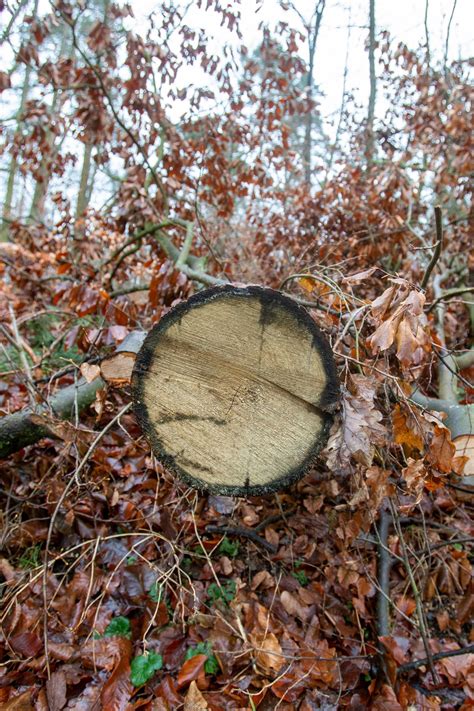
xmin=205 ymin=524 xmax=277 ymax=554
xmin=455 ymin=349 xmax=474 ymax=370
xmin=427 ymin=285 xmax=474 ymax=313
xmin=0 ymin=331 xmax=146 ymax=459
xmin=398 ymin=644 xmax=474 ymax=674
xmin=376 ymin=509 xmax=392 ymax=637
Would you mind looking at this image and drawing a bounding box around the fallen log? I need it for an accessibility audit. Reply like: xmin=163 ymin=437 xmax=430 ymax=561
xmin=132 ymin=285 xmax=340 ymax=495
xmin=0 ymin=331 xmax=146 ymax=459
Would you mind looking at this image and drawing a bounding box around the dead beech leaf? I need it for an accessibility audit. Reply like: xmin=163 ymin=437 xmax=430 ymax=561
xmin=0 ymin=691 xmax=34 ymax=710
xmin=438 ymin=651 xmax=474 ymax=684
xmin=280 ymin=590 xmax=312 ymax=621
xmin=264 ymin=527 xmax=279 ymax=547
xmin=10 ymin=631 xmax=42 ymax=658
xmin=184 ymin=681 xmax=208 ymax=710
xmin=298 ymin=276 xmax=315 ymax=293
xmin=371 ymin=279 xmax=407 ymax=318
xmin=100 ymin=352 xmax=135 ymax=384
xmin=369 ymin=282 xmax=430 ymax=367
xmin=365 ymin=466 xmax=393 ymax=508
xmin=394 ymin=596 xmax=417 ymax=617
xmin=401 ymin=458 xmax=426 ymax=501
xmin=251 ymin=570 xmax=274 ymax=591
xmin=392 ymin=404 xmax=423 ymax=453
xmin=370 ymin=683 xmax=404 ymax=711
xmin=436 ymin=609 xmax=450 ymax=631
xmin=46 ymin=669 xmax=67 ymax=711
xmin=250 ymin=632 xmax=283 ymax=673
xmin=379 ymin=635 xmax=410 ymax=664
xmin=177 ymin=654 xmax=207 ymax=689
xmin=80 ymin=362 xmax=102 ymax=383
xmin=343 ymin=267 xmax=377 ymax=284
xmin=208 ymin=495 xmax=235 ymax=514
xmin=370 ymin=311 xmax=402 ymax=352
xmin=100 ymin=639 xmax=132 ymax=711
xmin=323 ymin=375 xmax=386 ymax=472
xmin=428 ymin=423 xmax=456 ymax=473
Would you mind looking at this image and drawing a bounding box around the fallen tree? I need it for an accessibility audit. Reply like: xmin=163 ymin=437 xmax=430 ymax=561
xmin=132 ymin=284 xmax=340 ymax=495
xmin=0 ymin=331 xmax=146 ymax=459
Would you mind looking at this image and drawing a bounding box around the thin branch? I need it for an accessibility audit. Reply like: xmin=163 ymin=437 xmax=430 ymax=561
xmin=390 ymin=501 xmax=440 ymax=684
xmin=421 ymin=206 xmax=443 ymax=290
xmin=103 ymin=223 xmax=169 ymax=267
xmin=175 ymin=222 xmax=194 ymax=269
xmin=110 ymin=283 xmax=149 ymax=298
xmin=427 ymin=286 xmax=474 ymax=313
xmin=432 ymin=269 xmax=459 ymax=403
xmin=8 ymin=304 xmax=38 ymax=408
xmin=205 ymin=524 xmax=277 ymax=554
xmin=108 ymin=243 xmax=142 ymax=286
xmin=424 ymin=0 xmax=430 ymax=67
xmin=0 ymin=0 xmax=29 ymax=46
xmin=376 ymin=509 xmax=391 ymax=637
xmin=443 ymin=0 xmax=458 ymax=72
xmin=398 ymin=643 xmax=474 ymax=674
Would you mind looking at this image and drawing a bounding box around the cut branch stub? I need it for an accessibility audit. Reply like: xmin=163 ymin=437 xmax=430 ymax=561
xmin=132 ymin=285 xmax=340 ymax=495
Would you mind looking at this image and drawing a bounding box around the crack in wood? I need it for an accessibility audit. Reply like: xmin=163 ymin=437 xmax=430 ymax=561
xmin=158 ymin=413 xmax=227 ymax=426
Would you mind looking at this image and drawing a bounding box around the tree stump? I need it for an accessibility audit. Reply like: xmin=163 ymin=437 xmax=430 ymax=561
xmin=132 ymin=285 xmax=339 ymax=495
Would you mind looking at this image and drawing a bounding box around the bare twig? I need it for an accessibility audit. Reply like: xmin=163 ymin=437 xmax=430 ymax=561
xmin=424 ymin=0 xmax=430 ymax=66
xmin=443 ymin=0 xmax=458 ymax=73
xmin=390 ymin=502 xmax=440 ymax=683
xmin=427 ymin=285 xmax=474 ymax=313
xmin=175 ymin=222 xmax=194 ymax=268
xmin=398 ymin=643 xmax=474 ymax=673
xmin=8 ymin=304 xmax=38 ymax=408
xmin=108 ymin=242 xmax=142 ymax=286
xmin=205 ymin=524 xmax=277 ymax=554
xmin=376 ymin=509 xmax=391 ymax=637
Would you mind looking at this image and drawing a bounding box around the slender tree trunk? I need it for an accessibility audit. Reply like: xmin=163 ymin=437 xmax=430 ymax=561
xmin=1 ymin=0 xmax=38 ymax=241
xmin=324 ymin=6 xmax=351 ymax=183
xmin=29 ymin=22 xmax=69 ymax=223
xmin=366 ymin=0 xmax=376 ymax=165
xmin=74 ymin=0 xmax=111 ymax=229
xmin=443 ymin=0 xmax=458 ymax=76
xmin=303 ymin=0 xmax=325 ymax=187
xmin=424 ymin=0 xmax=431 ymax=67
xmin=75 ymin=141 xmax=93 ymax=221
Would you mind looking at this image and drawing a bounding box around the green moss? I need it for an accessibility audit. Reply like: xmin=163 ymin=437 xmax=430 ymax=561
xmin=207 ymin=580 xmax=236 ymax=605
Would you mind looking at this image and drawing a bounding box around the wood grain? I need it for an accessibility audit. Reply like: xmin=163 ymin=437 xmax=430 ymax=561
xmin=132 ymin=285 xmax=339 ymax=494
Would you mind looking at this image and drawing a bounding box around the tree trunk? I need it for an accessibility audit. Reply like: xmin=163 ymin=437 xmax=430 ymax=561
xmin=132 ymin=285 xmax=339 ymax=495
xmin=1 ymin=0 xmax=39 ymax=241
xmin=28 ymin=21 xmax=69 ymax=223
xmin=366 ymin=0 xmax=376 ymax=164
xmin=75 ymin=141 xmax=93 ymax=223
xmin=303 ymin=0 xmax=326 ymax=187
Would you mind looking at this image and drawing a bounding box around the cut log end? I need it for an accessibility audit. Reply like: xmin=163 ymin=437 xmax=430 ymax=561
xmin=132 ymin=285 xmax=340 ymax=495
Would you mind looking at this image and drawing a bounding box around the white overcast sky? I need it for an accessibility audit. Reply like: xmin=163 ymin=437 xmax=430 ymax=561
xmin=132 ymin=0 xmax=473 ymax=133
xmin=1 ymin=0 xmax=471 ymax=212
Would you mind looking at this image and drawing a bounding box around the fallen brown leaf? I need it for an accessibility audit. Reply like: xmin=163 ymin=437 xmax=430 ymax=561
xmin=184 ymin=681 xmax=208 ymax=710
